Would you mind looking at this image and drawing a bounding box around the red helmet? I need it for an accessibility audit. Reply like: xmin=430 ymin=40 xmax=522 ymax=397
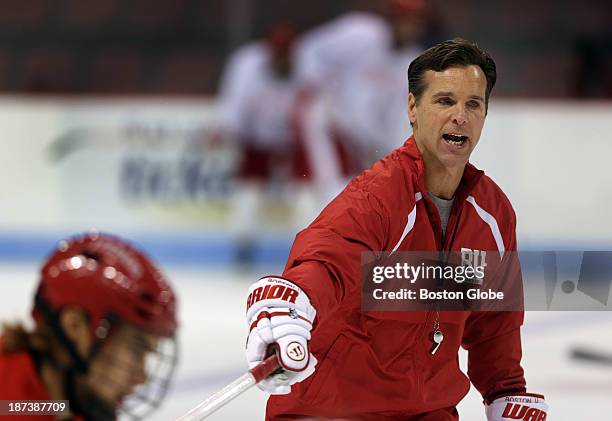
xmin=33 ymin=232 xmax=177 ymax=340
xmin=266 ymin=22 xmax=296 ymax=57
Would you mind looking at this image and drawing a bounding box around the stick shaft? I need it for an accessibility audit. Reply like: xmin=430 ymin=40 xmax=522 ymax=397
xmin=176 ymin=372 xmax=256 ymax=421
xmin=176 ymin=355 xmax=281 ymax=421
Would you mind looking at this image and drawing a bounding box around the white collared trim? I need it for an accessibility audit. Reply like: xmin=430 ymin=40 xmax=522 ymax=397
xmin=391 ymin=192 xmax=423 ymax=252
xmin=466 ymin=195 xmax=505 ymax=257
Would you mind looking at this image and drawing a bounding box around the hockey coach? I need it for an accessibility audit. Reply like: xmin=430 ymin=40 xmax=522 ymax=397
xmin=245 ymin=38 xmax=549 ymax=420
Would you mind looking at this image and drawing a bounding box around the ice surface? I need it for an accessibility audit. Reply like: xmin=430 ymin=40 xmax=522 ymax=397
xmin=1 ymin=265 xmax=610 ymax=421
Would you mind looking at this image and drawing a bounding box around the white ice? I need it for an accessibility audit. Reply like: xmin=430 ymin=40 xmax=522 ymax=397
xmin=1 ymin=264 xmax=610 ymax=420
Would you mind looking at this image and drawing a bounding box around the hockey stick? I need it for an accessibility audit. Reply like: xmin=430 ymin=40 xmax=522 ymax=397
xmin=175 ymin=354 xmax=281 ymax=420
xmin=570 ymin=346 xmax=612 ymax=367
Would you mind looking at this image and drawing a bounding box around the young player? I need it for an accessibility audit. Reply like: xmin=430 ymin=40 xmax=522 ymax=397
xmin=0 ymin=232 xmax=178 ymax=420
xmin=245 ymin=39 xmax=549 ymax=420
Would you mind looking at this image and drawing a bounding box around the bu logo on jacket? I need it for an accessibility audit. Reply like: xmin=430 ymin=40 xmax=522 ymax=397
xmin=460 ymin=247 xmax=487 ymax=285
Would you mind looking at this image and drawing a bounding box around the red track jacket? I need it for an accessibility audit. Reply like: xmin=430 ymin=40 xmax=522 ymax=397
xmin=267 ymin=137 xmax=526 ymax=420
xmin=0 ymin=350 xmax=82 ymax=421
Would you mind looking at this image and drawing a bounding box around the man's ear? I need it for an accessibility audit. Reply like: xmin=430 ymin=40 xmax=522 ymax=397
xmin=407 ymin=93 xmax=417 ymax=126
xmin=58 ymin=306 xmax=92 ymax=358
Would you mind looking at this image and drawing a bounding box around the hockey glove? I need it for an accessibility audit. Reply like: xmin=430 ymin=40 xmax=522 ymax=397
xmin=486 ymin=393 xmax=548 ymax=420
xmin=246 ymin=276 xmax=317 ymax=394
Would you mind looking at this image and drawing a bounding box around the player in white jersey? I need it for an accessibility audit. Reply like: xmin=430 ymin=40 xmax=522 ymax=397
xmin=219 ymin=24 xmax=333 ymax=267
xmin=219 ymin=24 xmax=301 ymax=267
xmin=219 ymin=23 xmax=302 ymax=179
xmin=296 ymin=0 xmax=432 ymax=170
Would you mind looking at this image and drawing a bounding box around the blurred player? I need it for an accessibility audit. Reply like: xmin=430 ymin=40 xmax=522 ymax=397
xmin=296 ymin=0 xmax=437 ymax=172
xmin=219 ymin=23 xmax=300 ymax=185
xmin=245 ymin=39 xmax=549 ymax=420
xmin=343 ymin=0 xmax=432 ymax=158
xmin=219 ymin=23 xmax=343 ymax=268
xmin=0 ymin=232 xmax=178 ymax=420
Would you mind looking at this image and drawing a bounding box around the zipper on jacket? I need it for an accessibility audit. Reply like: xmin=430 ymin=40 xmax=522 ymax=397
xmin=422 ymin=192 xmax=465 ymax=356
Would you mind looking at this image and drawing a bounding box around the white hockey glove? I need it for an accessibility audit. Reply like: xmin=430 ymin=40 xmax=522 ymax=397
xmin=245 ymin=276 xmax=317 ymax=394
xmin=486 ymin=393 xmax=548 ymax=420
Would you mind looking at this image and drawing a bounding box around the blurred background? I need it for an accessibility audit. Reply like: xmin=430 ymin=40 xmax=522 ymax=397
xmin=0 ymin=0 xmax=611 ymax=419
xmin=0 ymin=0 xmax=608 ymax=97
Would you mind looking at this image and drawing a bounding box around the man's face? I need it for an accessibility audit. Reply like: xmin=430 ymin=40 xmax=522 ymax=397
xmin=84 ymin=325 xmax=159 ymax=407
xmin=408 ymin=65 xmax=487 ymax=170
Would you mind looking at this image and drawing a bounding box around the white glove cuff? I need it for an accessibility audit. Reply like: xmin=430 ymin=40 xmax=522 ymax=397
xmin=486 ymin=393 xmax=548 ymax=421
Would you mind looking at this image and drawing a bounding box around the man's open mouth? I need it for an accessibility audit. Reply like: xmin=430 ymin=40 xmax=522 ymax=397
xmin=442 ymin=133 xmax=469 ymax=145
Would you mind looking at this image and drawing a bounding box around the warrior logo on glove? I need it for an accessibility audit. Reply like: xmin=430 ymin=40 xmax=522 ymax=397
xmin=246 ymin=278 xmax=299 ymax=310
xmin=286 ymin=342 xmax=306 ymax=362
xmin=486 ymin=393 xmax=548 ymax=421
xmin=501 ymin=402 xmax=546 ymax=421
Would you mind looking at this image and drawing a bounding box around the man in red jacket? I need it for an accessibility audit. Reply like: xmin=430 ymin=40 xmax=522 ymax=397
xmin=0 ymin=233 xmax=178 ymax=421
xmin=246 ymin=38 xmax=549 ymax=420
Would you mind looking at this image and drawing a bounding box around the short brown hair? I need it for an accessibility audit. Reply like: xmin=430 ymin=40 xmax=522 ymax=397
xmin=408 ymin=38 xmax=497 ymax=111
